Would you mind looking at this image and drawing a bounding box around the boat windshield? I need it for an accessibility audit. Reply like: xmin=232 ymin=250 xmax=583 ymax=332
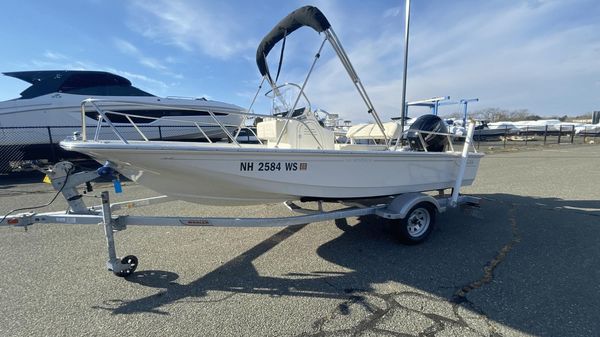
xmin=59 ymin=84 xmax=153 ymax=97
xmin=3 ymin=70 xmax=155 ymax=99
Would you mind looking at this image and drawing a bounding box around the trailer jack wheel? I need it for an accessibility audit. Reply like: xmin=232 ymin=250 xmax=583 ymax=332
xmin=113 ymin=255 xmax=138 ymax=277
xmin=395 ymin=202 xmax=436 ymax=245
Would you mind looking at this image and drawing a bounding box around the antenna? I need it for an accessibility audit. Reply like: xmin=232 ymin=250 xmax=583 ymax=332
xmin=399 ymin=0 xmax=411 ymax=135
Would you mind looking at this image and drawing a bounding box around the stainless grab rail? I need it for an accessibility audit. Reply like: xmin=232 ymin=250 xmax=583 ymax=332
xmin=79 ymin=99 xmax=327 ymax=149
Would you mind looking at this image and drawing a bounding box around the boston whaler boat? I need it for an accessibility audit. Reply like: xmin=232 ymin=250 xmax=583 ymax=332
xmin=3 ymin=6 xmax=484 ymax=277
xmin=60 ymin=6 xmax=483 ymax=206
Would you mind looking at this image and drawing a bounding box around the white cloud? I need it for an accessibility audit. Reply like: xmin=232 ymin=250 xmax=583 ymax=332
xmin=383 ymin=6 xmax=402 ymax=18
xmin=403 ymin=1 xmax=600 ymax=116
xmin=43 ymin=51 xmax=68 ymax=61
xmin=114 ymin=38 xmax=139 ymax=55
xmin=279 ymin=0 xmax=600 ymax=122
xmin=113 ymin=38 xmax=168 ymax=71
xmin=28 ymin=58 xmax=95 ymax=71
xmin=165 ymin=56 xmax=178 ymax=64
xmin=138 ymin=58 xmax=167 ymax=71
xmin=126 ymin=0 xmax=255 ymax=59
xmin=109 ymin=0 xmax=598 ymax=119
xmin=106 ymin=68 xmax=169 ymax=91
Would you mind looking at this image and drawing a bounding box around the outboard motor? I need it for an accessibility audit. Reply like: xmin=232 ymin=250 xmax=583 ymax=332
xmin=405 ymin=114 xmax=448 ymax=152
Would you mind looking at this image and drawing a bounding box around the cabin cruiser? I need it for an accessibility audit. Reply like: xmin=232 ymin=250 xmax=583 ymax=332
xmin=60 ymin=6 xmax=483 ymax=206
xmin=0 ymin=70 xmax=245 ymax=169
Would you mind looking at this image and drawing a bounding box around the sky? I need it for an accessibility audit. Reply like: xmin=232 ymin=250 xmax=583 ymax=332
xmin=0 ymin=0 xmax=598 ymax=123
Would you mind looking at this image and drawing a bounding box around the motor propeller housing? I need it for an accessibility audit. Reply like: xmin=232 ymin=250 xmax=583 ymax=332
xmin=406 ymin=114 xmax=449 ymax=152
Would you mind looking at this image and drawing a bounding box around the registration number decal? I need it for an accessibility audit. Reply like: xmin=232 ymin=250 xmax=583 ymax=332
xmin=240 ymin=162 xmax=307 ymax=172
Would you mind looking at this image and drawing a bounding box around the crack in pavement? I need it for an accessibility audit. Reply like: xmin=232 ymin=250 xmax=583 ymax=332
xmin=452 ymin=206 xmax=521 ymax=303
xmin=297 ymin=288 xmax=499 ymax=337
xmin=297 ymin=201 xmax=526 ymax=337
xmin=448 ymin=205 xmax=520 ymax=337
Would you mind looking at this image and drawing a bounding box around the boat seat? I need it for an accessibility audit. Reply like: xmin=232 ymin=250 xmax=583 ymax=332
xmin=256 ymin=113 xmax=335 ymax=149
xmin=335 ymin=144 xmax=388 ymax=151
xmin=346 ymin=121 xmax=400 ymax=140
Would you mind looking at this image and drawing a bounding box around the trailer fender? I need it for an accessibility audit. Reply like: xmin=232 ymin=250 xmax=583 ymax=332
xmin=376 ymin=193 xmax=442 ymax=220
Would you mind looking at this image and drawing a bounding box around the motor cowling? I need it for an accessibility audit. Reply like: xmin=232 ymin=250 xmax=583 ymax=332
xmin=405 ymin=115 xmax=448 ymax=152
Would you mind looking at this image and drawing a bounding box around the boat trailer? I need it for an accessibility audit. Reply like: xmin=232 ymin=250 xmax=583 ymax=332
xmin=1 ymin=160 xmax=480 ymax=277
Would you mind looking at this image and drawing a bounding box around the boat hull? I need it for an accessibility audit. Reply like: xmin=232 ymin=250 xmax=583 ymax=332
xmin=473 ymin=128 xmax=508 ymax=140
xmin=0 ymin=94 xmax=245 ymax=171
xmin=61 ymin=141 xmax=483 ymax=206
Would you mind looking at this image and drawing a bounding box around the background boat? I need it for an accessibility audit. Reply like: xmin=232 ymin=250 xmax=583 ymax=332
xmin=0 ymin=70 xmax=245 ymax=171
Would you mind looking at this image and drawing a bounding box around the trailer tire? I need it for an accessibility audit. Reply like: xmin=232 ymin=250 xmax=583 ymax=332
xmin=395 ymin=202 xmax=436 ymax=244
xmin=113 ymin=255 xmax=138 ymax=277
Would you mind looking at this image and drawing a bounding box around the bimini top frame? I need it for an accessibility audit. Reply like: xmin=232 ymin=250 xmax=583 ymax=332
xmin=255 ymin=5 xmax=389 ymax=146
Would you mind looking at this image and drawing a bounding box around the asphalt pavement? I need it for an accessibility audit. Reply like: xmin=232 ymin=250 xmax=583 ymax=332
xmin=0 ymin=144 xmax=598 ymax=337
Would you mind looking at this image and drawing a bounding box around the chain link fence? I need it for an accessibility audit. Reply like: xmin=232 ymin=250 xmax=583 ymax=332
xmin=0 ymin=125 xmax=224 ymax=172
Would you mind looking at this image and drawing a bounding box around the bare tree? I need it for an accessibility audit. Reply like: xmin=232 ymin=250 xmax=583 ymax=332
xmin=509 ymin=109 xmax=531 ymax=121
xmin=440 ymin=107 xmax=591 ymax=122
xmin=440 ymin=111 xmax=463 ymax=120
xmin=470 ymin=108 xmax=510 ymax=121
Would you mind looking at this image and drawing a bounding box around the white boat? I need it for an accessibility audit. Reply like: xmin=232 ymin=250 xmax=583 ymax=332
xmin=489 ymin=119 xmax=579 ymax=135
xmin=60 ymin=138 xmax=481 ymax=205
xmin=60 ymin=6 xmax=483 ymax=206
xmin=512 ymin=119 xmax=560 ymax=133
xmin=472 ymin=120 xmax=509 ymax=140
xmin=576 ymin=123 xmax=600 ymax=136
xmin=511 ymin=119 xmax=577 ymax=134
xmin=444 ymin=119 xmax=466 ymax=138
xmin=551 ymin=122 xmax=580 ymax=133
xmin=0 ymin=70 xmax=245 ymax=164
xmin=488 ymin=121 xmax=518 ymax=133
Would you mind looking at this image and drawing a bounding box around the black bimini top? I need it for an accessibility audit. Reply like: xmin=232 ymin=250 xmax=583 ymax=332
xmin=3 ymin=70 xmax=154 ymax=99
xmin=256 ymin=6 xmax=330 ymax=83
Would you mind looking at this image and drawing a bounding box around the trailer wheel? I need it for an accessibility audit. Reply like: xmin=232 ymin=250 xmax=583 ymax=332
xmin=395 ymin=202 xmax=436 ymax=244
xmin=113 ymin=255 xmax=138 ymax=277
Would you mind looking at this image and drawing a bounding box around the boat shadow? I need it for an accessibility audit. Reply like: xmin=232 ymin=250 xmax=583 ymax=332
xmin=101 ymin=193 xmax=600 ymax=335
